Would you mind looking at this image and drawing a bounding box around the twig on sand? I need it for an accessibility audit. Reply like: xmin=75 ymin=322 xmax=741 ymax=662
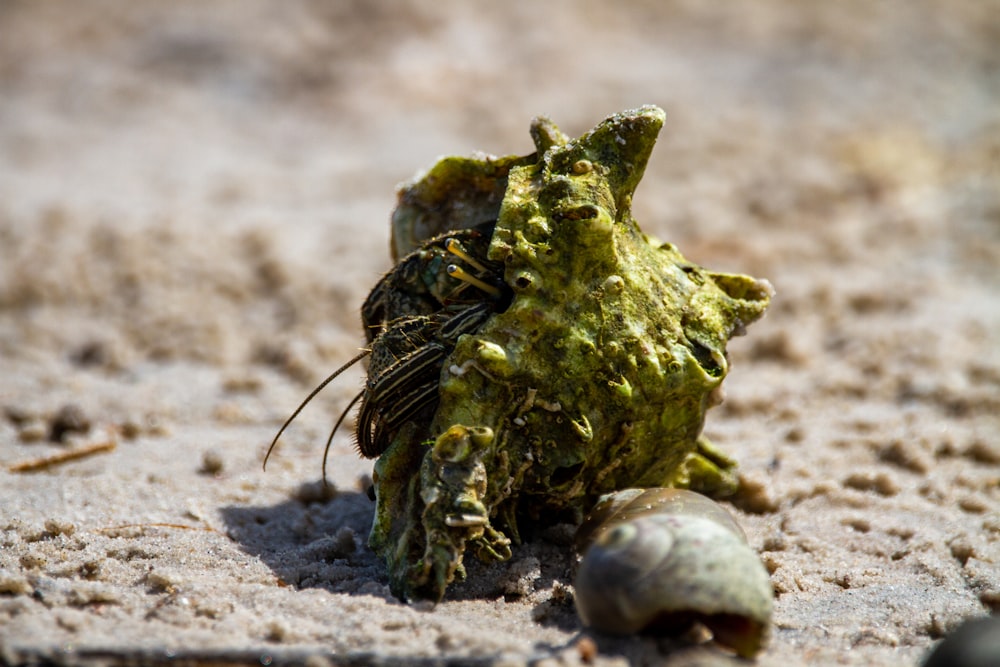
xmin=8 ymin=437 xmax=117 ymax=473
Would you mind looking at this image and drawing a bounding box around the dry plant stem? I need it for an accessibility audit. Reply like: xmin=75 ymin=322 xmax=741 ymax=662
xmin=8 ymin=438 xmax=117 ymax=473
xmin=95 ymin=523 xmax=219 ymax=535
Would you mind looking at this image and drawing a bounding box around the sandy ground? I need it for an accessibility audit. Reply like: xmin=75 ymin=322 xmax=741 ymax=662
xmin=1 ymin=1 xmax=998 ymax=665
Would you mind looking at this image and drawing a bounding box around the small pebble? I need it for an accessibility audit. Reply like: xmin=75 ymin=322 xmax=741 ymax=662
xmin=294 ymin=479 xmax=338 ymax=504
xmin=79 ymin=560 xmax=102 ymax=580
xmin=200 ymin=450 xmax=224 ymax=475
xmin=499 ymin=556 xmax=541 ymax=597
xmin=843 ymin=470 xmax=899 ymax=496
xmin=18 ymin=421 xmax=47 ymax=443
xmin=145 ymin=569 xmax=182 ymax=593
xmin=0 ymin=569 xmax=33 ymax=595
xmin=222 ymin=375 xmax=262 ymax=393
xmin=958 ymin=496 xmax=988 ymax=514
xmin=878 ymin=439 xmax=931 ymax=473
xmin=49 ymin=404 xmax=91 ymax=442
xmin=264 ymin=619 xmax=290 ymax=642
xmin=575 ymin=636 xmax=598 ymax=663
xmin=964 ymin=439 xmax=1000 ymax=464
xmin=19 ymin=552 xmax=47 ymax=569
xmin=44 ymin=519 xmax=76 ymax=537
xmin=70 ymin=341 xmax=109 ymax=367
xmin=733 ymin=472 xmax=779 ymax=514
xmin=4 ymin=405 xmax=36 ymax=426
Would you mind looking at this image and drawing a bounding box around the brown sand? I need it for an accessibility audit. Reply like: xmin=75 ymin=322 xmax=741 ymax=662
xmin=1 ymin=2 xmax=998 ymax=665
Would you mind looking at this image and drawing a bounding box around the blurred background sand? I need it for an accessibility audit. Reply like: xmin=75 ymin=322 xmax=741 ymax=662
xmin=1 ymin=2 xmax=998 ymax=665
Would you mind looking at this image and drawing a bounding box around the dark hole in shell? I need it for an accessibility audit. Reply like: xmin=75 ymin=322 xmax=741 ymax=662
xmin=689 ymin=339 xmax=724 ymax=377
xmin=643 ymin=610 xmax=766 ymax=659
xmin=550 ymin=462 xmax=585 ymax=488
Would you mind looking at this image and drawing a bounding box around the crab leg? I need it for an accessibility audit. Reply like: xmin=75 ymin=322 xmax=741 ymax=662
xmin=357 ymin=303 xmax=495 ymax=458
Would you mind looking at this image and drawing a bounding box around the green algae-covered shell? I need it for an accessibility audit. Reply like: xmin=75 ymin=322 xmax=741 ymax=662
xmin=430 ymin=106 xmax=770 ymax=506
xmin=369 ymin=106 xmax=773 ymax=602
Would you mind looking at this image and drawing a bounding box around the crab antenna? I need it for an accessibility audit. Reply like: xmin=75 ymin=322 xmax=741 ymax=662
xmin=263 ymin=349 xmax=370 ymax=471
xmin=321 ymin=388 xmax=364 ymax=486
xmin=447 ymin=264 xmax=502 ymax=298
xmin=445 ymin=238 xmax=490 ymax=274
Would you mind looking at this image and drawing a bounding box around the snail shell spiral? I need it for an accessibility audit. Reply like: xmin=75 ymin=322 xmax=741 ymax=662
xmin=574 ymin=488 xmax=774 ymax=658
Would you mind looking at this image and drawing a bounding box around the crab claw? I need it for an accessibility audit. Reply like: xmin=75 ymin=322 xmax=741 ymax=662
xmin=402 ymin=425 xmax=511 ymax=602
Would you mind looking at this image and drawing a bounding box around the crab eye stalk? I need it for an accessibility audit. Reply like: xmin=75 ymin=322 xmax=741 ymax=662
xmin=446 ymin=264 xmax=503 ymax=298
xmin=445 ymin=237 xmax=490 ymax=274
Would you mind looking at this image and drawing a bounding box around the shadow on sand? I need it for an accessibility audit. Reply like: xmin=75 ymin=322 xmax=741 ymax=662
xmin=220 ymin=482 xmax=389 ymax=596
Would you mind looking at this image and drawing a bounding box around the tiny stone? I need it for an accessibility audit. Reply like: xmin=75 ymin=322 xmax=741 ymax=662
xmin=17 ymin=420 xmax=47 ymax=443
xmin=0 ymin=569 xmax=33 ymax=595
xmin=194 ymin=597 xmax=231 ymax=619
xmin=844 ymin=517 xmax=871 ymax=533
xmin=964 ymin=439 xmax=1000 ymax=464
xmin=19 ymin=552 xmax=46 ymax=569
xmin=303 ymin=530 xmax=356 ymax=561
xmin=333 ymin=526 xmax=357 ymax=555
xmin=294 ymin=479 xmax=338 ymax=504
xmin=119 ymin=419 xmax=142 ymax=439
xmin=843 ymin=470 xmax=899 ymax=496
xmin=958 ymin=496 xmax=988 ymax=514
xmin=979 ymin=589 xmax=1000 ymax=613
xmin=878 ymin=439 xmax=931 ymax=473
xmin=200 ymin=450 xmax=224 ymax=475
xmin=304 ymin=657 xmax=335 ymax=667
xmin=550 ymin=580 xmax=574 ymax=605
xmin=575 ymin=636 xmax=598 ymax=663
xmin=49 ymin=404 xmax=91 ymax=442
xmin=530 ymin=599 xmax=555 ymax=624
xmin=145 ymin=414 xmax=170 ymax=436
xmin=761 ymin=553 xmax=782 ymax=575
xmin=749 ymin=330 xmax=808 ymax=365
xmin=80 ymin=560 xmax=102 ymax=580
xmin=44 ymin=519 xmax=75 ymax=537
xmin=784 ymin=426 xmax=805 ymax=443
xmin=145 ymin=569 xmax=181 ymax=593
xmin=68 ymin=582 xmax=120 ymax=606
xmin=733 ymin=472 xmax=779 ymax=514
xmin=71 ymin=341 xmax=108 ymax=367
xmin=265 ymin=619 xmax=289 ymax=642
xmin=212 ymin=401 xmax=250 ymax=424
xmin=762 ymin=534 xmax=787 ymax=551
xmin=222 ymin=375 xmax=263 ymax=393
xmin=4 ymin=405 xmax=37 ymax=426
xmin=982 ymin=516 xmax=1000 ymax=535
xmin=948 ymin=538 xmax=975 ymax=565
xmin=499 ymin=556 xmax=541 ymax=597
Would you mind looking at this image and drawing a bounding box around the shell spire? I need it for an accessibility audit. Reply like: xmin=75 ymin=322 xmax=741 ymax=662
xmin=544 ymin=105 xmax=666 ymax=216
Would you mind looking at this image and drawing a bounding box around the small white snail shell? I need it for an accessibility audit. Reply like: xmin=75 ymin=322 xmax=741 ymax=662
xmin=574 ymin=488 xmax=774 ymax=658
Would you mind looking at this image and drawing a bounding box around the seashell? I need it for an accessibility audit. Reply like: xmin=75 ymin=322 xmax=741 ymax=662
xmin=269 ymin=107 xmax=772 ymax=603
xmin=574 ymin=488 xmax=774 ymax=658
xmin=921 ymin=615 xmax=1000 ymax=667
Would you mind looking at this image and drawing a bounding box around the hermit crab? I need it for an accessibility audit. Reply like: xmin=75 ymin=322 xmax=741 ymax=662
xmin=268 ymin=107 xmax=774 ymax=645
